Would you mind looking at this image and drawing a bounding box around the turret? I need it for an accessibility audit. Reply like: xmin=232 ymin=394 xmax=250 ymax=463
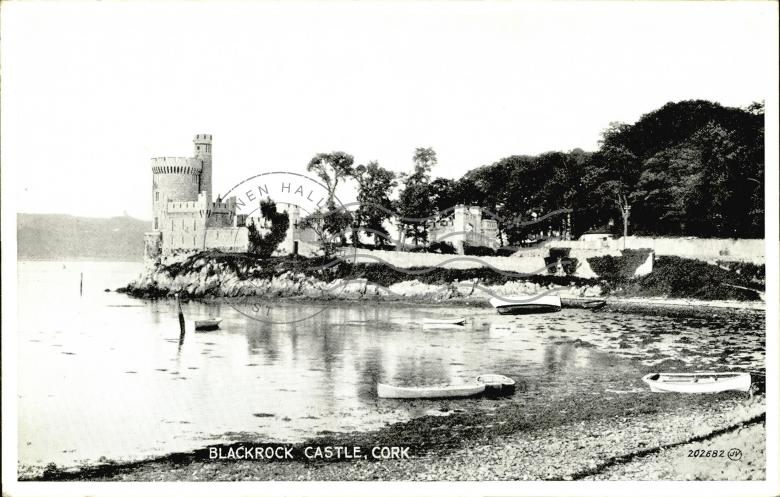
xmin=194 ymin=134 xmax=212 ymax=201
xmin=151 ymin=156 xmax=203 ymax=230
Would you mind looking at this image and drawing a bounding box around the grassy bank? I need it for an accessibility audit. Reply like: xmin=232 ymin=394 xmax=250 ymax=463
xmin=612 ymin=256 xmax=765 ymax=301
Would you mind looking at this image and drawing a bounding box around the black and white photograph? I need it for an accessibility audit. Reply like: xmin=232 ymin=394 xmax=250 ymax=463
xmin=1 ymin=1 xmax=778 ymax=496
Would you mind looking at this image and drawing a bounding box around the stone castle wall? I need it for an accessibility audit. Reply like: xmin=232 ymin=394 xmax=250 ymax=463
xmin=547 ymin=237 xmax=764 ymax=263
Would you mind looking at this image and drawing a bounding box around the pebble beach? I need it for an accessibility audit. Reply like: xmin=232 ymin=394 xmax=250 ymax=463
xmin=36 ymin=388 xmax=765 ymax=481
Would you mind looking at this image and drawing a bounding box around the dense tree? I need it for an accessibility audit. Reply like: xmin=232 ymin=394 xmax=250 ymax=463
xmin=428 ymin=177 xmax=458 ymax=214
xmin=294 ymin=99 xmax=764 ymax=252
xmin=306 ymin=151 xmax=356 ymax=200
xmin=412 ymin=147 xmax=437 ymax=176
xmin=595 ymin=100 xmax=764 ymax=238
xmin=351 ymin=161 xmax=397 ymax=246
xmin=461 ymin=161 xmax=514 ymax=245
xmin=583 ymin=145 xmax=643 ymax=246
xmin=306 ymin=151 xmax=355 ymax=246
xmin=247 ymin=199 xmax=290 ymax=258
xmin=397 ymin=148 xmax=437 ymax=247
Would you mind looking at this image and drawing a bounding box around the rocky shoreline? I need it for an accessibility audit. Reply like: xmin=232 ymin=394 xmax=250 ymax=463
xmin=118 ymin=253 xmax=765 ymax=318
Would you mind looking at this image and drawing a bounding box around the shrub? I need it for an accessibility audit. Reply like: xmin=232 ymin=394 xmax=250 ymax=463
xmin=355 ymin=242 xmax=395 ymax=251
xmin=561 ymin=257 xmax=579 ymax=276
xmin=624 ymin=256 xmax=763 ymax=300
xmin=463 ymin=243 xmax=496 ymax=256
xmin=496 ymin=246 xmax=519 ymax=257
xmin=716 ymin=260 xmax=765 ymax=284
xmin=549 ymin=247 xmax=571 ymax=259
xmin=543 ymin=256 xmax=559 ymax=275
xmin=587 ymin=248 xmax=653 ymax=282
xmin=429 ymin=241 xmax=457 ymax=254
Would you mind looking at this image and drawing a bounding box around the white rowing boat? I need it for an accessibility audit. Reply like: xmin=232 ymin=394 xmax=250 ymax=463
xmin=489 ymin=294 xmax=562 ymax=315
xmin=377 ymin=382 xmax=485 ymax=399
xmin=477 ymin=374 xmax=516 ymax=396
xmin=560 ymin=298 xmax=607 ymax=310
xmin=422 ymin=317 xmax=466 ymax=326
xmin=642 ymin=372 xmax=751 ymax=393
xmin=194 ymin=319 xmax=221 ymax=331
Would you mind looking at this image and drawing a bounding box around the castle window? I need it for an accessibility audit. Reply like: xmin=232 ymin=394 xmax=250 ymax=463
xmin=155 ymin=191 xmax=159 ymax=202
xmin=154 ymin=217 xmax=158 ymax=229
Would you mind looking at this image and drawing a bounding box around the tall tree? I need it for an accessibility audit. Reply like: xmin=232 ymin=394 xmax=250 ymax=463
xmin=428 ymin=177 xmax=458 ymax=214
xmin=491 ymin=155 xmax=538 ymax=245
xmin=397 ymin=148 xmax=437 ymax=247
xmin=412 ymin=147 xmax=437 ymax=177
xmin=351 ymin=161 xmax=397 ymax=246
xmin=597 ymin=100 xmax=764 ymax=238
xmin=306 ymin=151 xmax=355 ymax=246
xmin=584 ymin=144 xmax=642 ymax=246
xmin=462 ymin=161 xmax=512 ymax=245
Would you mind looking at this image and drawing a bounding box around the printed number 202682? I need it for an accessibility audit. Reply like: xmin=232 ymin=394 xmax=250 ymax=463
xmin=688 ymin=449 xmax=725 ymax=458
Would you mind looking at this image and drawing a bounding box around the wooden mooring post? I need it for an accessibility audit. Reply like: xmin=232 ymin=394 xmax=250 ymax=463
xmin=176 ymin=294 xmax=186 ymax=337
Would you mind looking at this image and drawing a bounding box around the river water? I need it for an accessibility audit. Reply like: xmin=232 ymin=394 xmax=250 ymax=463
xmin=16 ymin=260 xmax=765 ymax=470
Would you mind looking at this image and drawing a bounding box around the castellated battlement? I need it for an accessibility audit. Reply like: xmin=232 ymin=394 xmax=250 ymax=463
xmin=165 ymin=199 xmax=236 ymax=213
xmin=151 ymin=157 xmax=203 ymax=175
xmin=193 ymin=134 xmax=212 ymax=142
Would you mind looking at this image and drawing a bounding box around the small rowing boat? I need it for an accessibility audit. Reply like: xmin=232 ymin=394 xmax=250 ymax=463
xmin=489 ymin=294 xmax=561 ymax=315
xmin=561 ymin=298 xmax=607 ymax=310
xmin=377 ymin=382 xmax=485 ymax=399
xmin=422 ymin=317 xmax=466 ymax=326
xmin=642 ymin=372 xmax=751 ymax=393
xmin=477 ymin=374 xmax=516 ymax=396
xmin=194 ymin=319 xmax=221 ymax=331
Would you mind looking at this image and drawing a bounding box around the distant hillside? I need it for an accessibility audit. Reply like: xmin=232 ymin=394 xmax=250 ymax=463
xmin=17 ymin=214 xmax=150 ymax=261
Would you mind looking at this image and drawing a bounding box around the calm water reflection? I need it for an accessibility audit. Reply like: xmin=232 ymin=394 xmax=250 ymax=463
xmin=17 ymin=261 xmax=764 ymax=468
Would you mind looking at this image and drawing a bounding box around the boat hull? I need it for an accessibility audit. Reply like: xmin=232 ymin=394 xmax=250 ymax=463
xmin=422 ymin=318 xmax=466 ymax=326
xmin=194 ymin=319 xmax=221 ymax=331
xmin=642 ymin=372 xmax=751 ymax=393
xmin=490 ymin=295 xmax=562 ymax=315
xmin=496 ymin=305 xmax=561 ymax=315
xmin=561 ymin=298 xmax=607 ymax=310
xmin=477 ymin=374 xmax=516 ymax=396
xmin=377 ymin=382 xmax=485 ymax=399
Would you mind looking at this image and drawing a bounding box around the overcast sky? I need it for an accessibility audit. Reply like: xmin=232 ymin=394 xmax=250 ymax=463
xmin=1 ymin=1 xmax=776 ymax=219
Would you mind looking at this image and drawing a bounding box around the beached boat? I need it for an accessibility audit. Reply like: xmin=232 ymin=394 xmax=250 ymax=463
xmin=561 ymin=298 xmax=607 ymax=310
xmin=194 ymin=319 xmax=221 ymax=331
xmin=421 ymin=317 xmax=466 ymax=326
xmin=489 ymin=294 xmax=562 ymax=315
xmin=377 ymin=382 xmax=485 ymax=399
xmin=642 ymin=372 xmax=751 ymax=393
xmin=477 ymin=374 xmax=516 ymax=396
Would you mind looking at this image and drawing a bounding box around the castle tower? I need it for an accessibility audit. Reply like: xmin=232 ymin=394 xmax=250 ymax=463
xmin=193 ymin=134 xmax=212 ymax=201
xmin=151 ymin=156 xmax=203 ymax=230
